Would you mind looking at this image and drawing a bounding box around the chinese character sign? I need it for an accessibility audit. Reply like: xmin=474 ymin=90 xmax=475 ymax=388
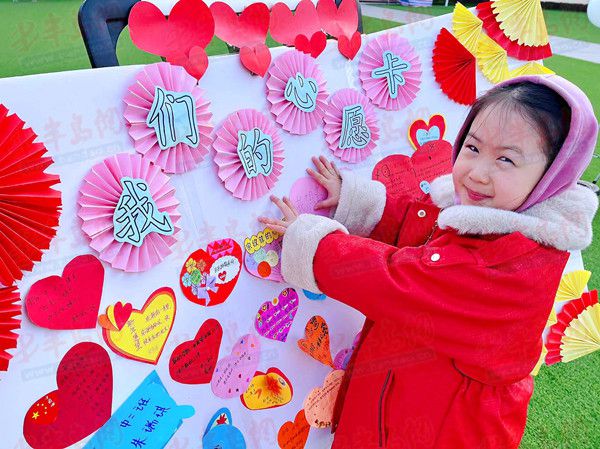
xmin=284 ymin=73 xmax=318 ymax=113
xmin=237 ymin=128 xmax=274 ymax=179
xmin=371 ymin=50 xmax=411 ymax=100
xmin=339 ymin=105 xmax=372 ymax=150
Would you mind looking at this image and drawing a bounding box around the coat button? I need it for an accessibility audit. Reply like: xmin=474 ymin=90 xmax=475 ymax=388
xmin=417 ymin=209 xmax=426 ymax=218
xmin=430 ymin=253 xmax=440 ymax=262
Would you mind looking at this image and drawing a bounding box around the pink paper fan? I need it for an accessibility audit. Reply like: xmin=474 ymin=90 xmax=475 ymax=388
xmin=77 ymin=153 xmax=181 ymax=272
xmin=358 ymin=33 xmax=422 ymax=111
xmin=213 ymin=109 xmax=285 ymax=200
xmin=266 ymin=50 xmax=328 ymax=135
xmin=123 ymin=62 xmax=213 ymax=174
xmin=323 ymin=89 xmax=379 ymax=163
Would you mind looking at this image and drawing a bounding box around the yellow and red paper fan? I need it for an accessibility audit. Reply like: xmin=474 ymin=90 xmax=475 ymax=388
xmin=452 ymin=2 xmax=483 ymax=54
xmin=555 ymin=270 xmax=591 ymax=303
xmin=476 ymin=33 xmax=509 ymax=84
xmin=546 ymin=290 xmax=600 ymax=365
xmin=476 ymin=1 xmax=552 ymax=61
xmin=508 ymin=62 xmax=554 ymax=78
xmin=0 ymin=285 xmax=21 ymax=372
xmin=0 ymin=105 xmax=61 ymax=287
xmin=432 ymin=28 xmax=477 ymax=106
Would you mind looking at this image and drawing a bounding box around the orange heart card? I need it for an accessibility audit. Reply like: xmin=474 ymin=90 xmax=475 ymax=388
xmin=303 ymin=370 xmax=344 ymax=428
xmin=277 ymin=409 xmax=310 ymax=449
xmin=297 ymin=315 xmax=334 ymax=368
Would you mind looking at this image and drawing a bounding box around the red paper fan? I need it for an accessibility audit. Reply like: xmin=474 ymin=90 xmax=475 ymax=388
xmin=545 ymin=290 xmax=598 ymax=365
xmin=0 ymin=285 xmax=21 ymax=372
xmin=476 ymin=2 xmax=552 ymax=61
xmin=0 ymin=105 xmax=61 ymax=287
xmin=432 ymin=28 xmax=477 ymax=106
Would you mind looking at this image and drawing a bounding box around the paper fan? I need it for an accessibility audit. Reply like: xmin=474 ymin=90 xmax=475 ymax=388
xmin=358 ymin=33 xmax=422 ymax=111
xmin=546 ymin=306 xmax=557 ymax=327
xmin=555 ymin=270 xmax=591 ymax=303
xmin=452 ymin=2 xmax=483 ymax=54
xmin=78 ymin=153 xmax=181 ymax=272
xmin=0 ymin=104 xmax=61 ymax=287
xmin=432 ymin=28 xmax=477 ymax=106
xmin=476 ymin=1 xmax=552 ymax=61
xmin=0 ymin=286 xmax=20 ymax=372
xmin=491 ymin=0 xmax=548 ymax=46
xmin=323 ymin=89 xmax=379 ymax=163
xmin=213 ymin=109 xmax=285 ymax=200
xmin=124 ymin=62 xmax=213 ymax=174
xmin=509 ymin=62 xmax=554 ymax=78
xmin=266 ymin=50 xmax=328 ymax=135
xmin=476 ymin=33 xmax=509 ymax=84
xmin=546 ymin=290 xmax=599 ymax=365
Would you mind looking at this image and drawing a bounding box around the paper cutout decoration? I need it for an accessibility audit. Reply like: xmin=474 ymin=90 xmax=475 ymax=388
xmin=169 ymin=318 xmax=223 ymax=384
xmin=203 ymin=408 xmax=247 ymax=449
xmin=0 ymin=286 xmax=20 ymax=372
xmin=25 ymin=255 xmax=104 ymax=330
xmin=244 ymin=228 xmax=284 ymax=282
xmin=297 ymin=315 xmax=334 ymax=368
xmin=84 ymin=371 xmax=195 ymax=449
xmin=317 ymin=0 xmax=359 ymax=40
xmin=408 ymin=114 xmax=448 ymax=153
xmin=0 ymin=104 xmax=61 ymax=287
xmin=303 ymin=290 xmax=326 ymax=301
xmin=476 ymin=33 xmax=509 ymax=84
xmin=546 ymin=290 xmax=600 ymax=365
xmin=124 ymin=62 xmax=213 ymax=174
xmin=270 ymin=0 xmax=322 ymax=47
xmin=477 ymin=1 xmax=552 ymax=61
xmin=129 ymin=0 xmax=215 ymax=79
xmin=266 ymin=50 xmax=328 ymax=135
xmin=97 ymin=300 xmax=133 ymax=331
xmin=100 ymin=287 xmax=176 ymax=364
xmin=277 ymin=409 xmax=310 ymax=449
xmin=359 ymin=33 xmax=421 ymax=111
xmin=452 ymin=2 xmax=483 ymax=54
xmin=323 ymin=89 xmax=379 ymax=163
xmin=180 ymin=239 xmax=243 ymax=306
xmin=210 ymin=2 xmax=272 ymax=76
xmin=508 ymin=62 xmax=554 ymax=78
xmin=23 ymin=342 xmax=112 ymax=449
xmin=492 ymin=0 xmax=548 ymax=46
xmin=333 ymin=331 xmax=361 ymax=370
xmin=241 ymin=367 xmax=294 ymax=410
xmin=78 ymin=153 xmax=180 ymax=272
xmin=213 ymin=109 xmax=285 ymax=200
xmin=255 ymin=288 xmax=299 ymax=342
xmin=432 ymin=28 xmax=477 ymax=105
xmin=303 ymin=369 xmax=344 ymax=428
xmin=289 ymin=176 xmax=331 ymax=217
xmin=212 ymin=334 xmax=261 ymax=399
xmin=294 ymin=32 xmax=327 ymax=59
xmin=555 ymin=270 xmax=592 ymax=303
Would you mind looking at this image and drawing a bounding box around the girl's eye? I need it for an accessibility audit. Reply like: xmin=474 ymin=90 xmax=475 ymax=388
xmin=466 ymin=145 xmax=478 ymax=153
xmin=498 ymin=156 xmax=515 ymax=165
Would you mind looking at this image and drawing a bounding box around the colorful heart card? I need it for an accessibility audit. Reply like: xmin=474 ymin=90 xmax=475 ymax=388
xmin=270 ymin=0 xmax=322 ymax=47
xmin=303 ymin=370 xmax=344 ymax=428
xmin=289 ymin=176 xmax=331 ymax=217
xmin=333 ymin=331 xmax=361 ymax=370
xmin=169 ymin=318 xmax=223 ymax=384
xmin=203 ymin=407 xmax=247 ymax=449
xmin=100 ymin=287 xmax=176 ymax=364
xmin=23 ymin=342 xmax=112 ymax=449
xmin=297 ymin=316 xmax=334 ymax=368
xmin=241 ymin=367 xmax=294 ymax=410
xmin=277 ymin=409 xmax=310 ymax=449
xmin=408 ymin=114 xmax=447 ymax=152
xmin=255 ymin=288 xmax=299 ymax=342
xmin=211 ymin=334 xmax=261 ymax=399
xmin=244 ymin=227 xmax=284 ymax=282
xmin=25 ymin=254 xmax=104 ymax=330
xmin=317 ymin=0 xmax=359 ymax=40
xmin=180 ymin=239 xmax=242 ymax=306
xmin=84 ymin=371 xmax=195 ymax=449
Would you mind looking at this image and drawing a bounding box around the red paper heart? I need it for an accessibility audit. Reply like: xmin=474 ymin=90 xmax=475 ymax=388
xmin=167 ymin=46 xmax=209 ymax=79
xmin=337 ymin=30 xmax=361 ymax=60
xmin=408 ymin=115 xmax=447 ymax=152
xmin=240 ymin=44 xmax=272 ymax=77
xmin=23 ymin=342 xmax=113 ymax=449
xmin=169 ymin=318 xmax=223 ymax=384
xmin=317 ymin=0 xmax=358 ymax=39
xmin=372 ymin=140 xmax=453 ymax=201
xmin=294 ymin=31 xmax=327 ymax=58
xmin=129 ymin=0 xmax=214 ymax=57
xmin=210 ymin=1 xmax=270 ymax=48
xmin=270 ymin=0 xmax=322 ymax=46
xmin=25 ymin=255 xmax=104 ymax=330
xmin=113 ymin=301 xmax=132 ymax=330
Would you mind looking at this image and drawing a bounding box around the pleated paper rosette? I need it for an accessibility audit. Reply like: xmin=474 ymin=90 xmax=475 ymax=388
xmin=213 ymin=109 xmax=285 ymax=201
xmin=266 ymin=50 xmax=328 ymax=135
xmin=124 ymin=62 xmax=213 ymax=174
xmin=0 ymin=104 xmax=61 ymax=287
xmin=0 ymin=285 xmax=20 ymax=372
xmin=78 ymin=153 xmax=181 ymax=272
xmin=452 ymin=2 xmax=483 ymax=54
xmin=358 ymin=33 xmax=421 ymax=111
xmin=323 ymin=89 xmax=379 ymax=163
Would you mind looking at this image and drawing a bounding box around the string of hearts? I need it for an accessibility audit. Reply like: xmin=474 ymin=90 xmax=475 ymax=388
xmin=129 ymin=0 xmax=361 ymax=79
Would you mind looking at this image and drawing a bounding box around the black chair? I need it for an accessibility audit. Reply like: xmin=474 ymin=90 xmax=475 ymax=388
xmin=78 ymin=0 xmax=363 ymax=68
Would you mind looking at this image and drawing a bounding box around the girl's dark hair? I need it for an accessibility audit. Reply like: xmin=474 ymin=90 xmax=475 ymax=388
xmin=455 ymin=81 xmax=571 ymax=171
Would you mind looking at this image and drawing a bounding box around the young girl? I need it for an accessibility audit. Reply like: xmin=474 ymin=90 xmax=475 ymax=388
xmin=259 ymin=74 xmax=599 ymax=449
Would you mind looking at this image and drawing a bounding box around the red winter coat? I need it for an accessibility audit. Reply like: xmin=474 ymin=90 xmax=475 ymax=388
xmin=281 ymin=173 xmax=598 ymax=449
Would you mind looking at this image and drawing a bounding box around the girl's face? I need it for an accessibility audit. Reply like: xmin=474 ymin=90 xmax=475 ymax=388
xmin=452 ymin=103 xmax=548 ymax=211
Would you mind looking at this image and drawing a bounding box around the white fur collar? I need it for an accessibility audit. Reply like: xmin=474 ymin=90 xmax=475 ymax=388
xmin=429 ymin=174 xmax=598 ymax=251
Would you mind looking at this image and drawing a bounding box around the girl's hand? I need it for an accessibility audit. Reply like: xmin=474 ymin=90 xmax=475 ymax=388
xmin=307 ymin=156 xmax=342 ymax=211
xmin=258 ymin=195 xmax=300 ymax=235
